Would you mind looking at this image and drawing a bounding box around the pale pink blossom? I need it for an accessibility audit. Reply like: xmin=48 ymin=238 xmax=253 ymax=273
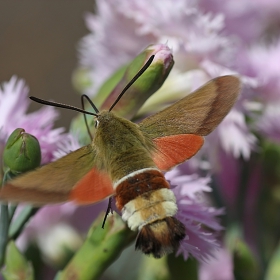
xmin=199 ymin=248 xmax=234 ymax=280
xmin=215 ymin=109 xmax=257 ymax=160
xmin=79 ymin=0 xmax=236 ymax=96
xmin=257 ymin=104 xmax=280 ymax=143
xmin=0 ymin=76 xmax=68 ymax=164
xmin=247 ymin=41 xmax=280 ymax=103
xmin=166 ymin=170 xmax=224 ymax=261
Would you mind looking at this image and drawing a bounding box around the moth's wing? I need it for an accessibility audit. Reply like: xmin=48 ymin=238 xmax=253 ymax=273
xmin=0 ymin=144 xmax=114 ymax=205
xmin=152 ymin=134 xmax=204 ymax=170
xmin=140 ymin=76 xmax=240 ymax=137
xmin=139 ymin=75 xmax=240 ymax=170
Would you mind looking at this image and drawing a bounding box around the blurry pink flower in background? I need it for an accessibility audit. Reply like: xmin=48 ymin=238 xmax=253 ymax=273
xmin=166 ymin=170 xmax=223 ymax=260
xmin=52 ymin=133 xmax=81 ymax=159
xmin=245 ymin=40 xmax=280 ymax=103
xmin=2 ymin=0 xmax=280 ymax=277
xmin=77 ymin=0 xmax=257 ymax=163
xmin=0 ymin=76 xmax=67 ymax=164
xmin=76 ymin=0 xmax=245 ymax=263
xmin=258 ymin=104 xmax=280 ymax=142
xmin=199 ymin=248 xmax=234 ymax=280
xmin=216 ymin=110 xmax=256 ymax=160
xmin=75 ymin=0 xmax=280 ymax=275
xmin=79 ymin=0 xmax=236 ymax=95
xmin=0 ymin=76 xmax=106 ymax=269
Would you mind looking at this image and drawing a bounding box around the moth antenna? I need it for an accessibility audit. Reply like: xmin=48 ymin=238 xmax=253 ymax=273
xmin=102 ymin=197 xmax=113 ymax=229
xmin=81 ymin=94 xmax=99 ymax=114
xmin=81 ymin=94 xmax=99 ymax=141
xmin=30 ymin=96 xmax=99 ymax=117
xmin=109 ymin=55 xmax=155 ymax=112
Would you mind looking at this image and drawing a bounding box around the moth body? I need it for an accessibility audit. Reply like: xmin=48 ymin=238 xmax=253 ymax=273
xmin=0 ymin=75 xmax=241 ymax=258
xmin=94 ymin=111 xmax=186 ymax=257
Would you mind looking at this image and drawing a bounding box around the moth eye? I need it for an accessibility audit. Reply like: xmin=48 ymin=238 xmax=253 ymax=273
xmin=95 ymin=120 xmax=99 ymax=128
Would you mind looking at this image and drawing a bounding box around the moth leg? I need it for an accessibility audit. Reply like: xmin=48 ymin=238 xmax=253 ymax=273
xmin=102 ymin=197 xmax=113 ymax=228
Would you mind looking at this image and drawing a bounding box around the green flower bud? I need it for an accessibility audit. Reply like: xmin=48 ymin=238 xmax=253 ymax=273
xmin=71 ymin=44 xmax=174 ymax=144
xmin=3 ymin=128 xmax=41 ymax=174
xmin=225 ymin=225 xmax=260 ymax=280
xmin=100 ymin=44 xmax=174 ymax=119
xmin=233 ymin=239 xmax=260 ymax=280
xmin=266 ymin=241 xmax=280 ymax=279
xmin=2 ymin=241 xmax=34 ymax=280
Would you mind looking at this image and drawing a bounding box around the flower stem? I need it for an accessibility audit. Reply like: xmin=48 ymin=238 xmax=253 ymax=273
xmin=0 ymin=172 xmax=12 ymax=267
xmin=8 ymin=206 xmax=39 ymax=240
xmin=56 ymin=212 xmax=136 ymax=280
xmin=0 ymin=204 xmax=9 ymax=267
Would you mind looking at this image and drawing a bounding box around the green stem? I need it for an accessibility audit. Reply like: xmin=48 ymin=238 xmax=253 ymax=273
xmin=56 ymin=212 xmax=136 ymax=280
xmin=0 ymin=204 xmax=9 ymax=266
xmin=9 ymin=205 xmax=17 ymax=222
xmin=0 ymin=172 xmax=12 ymax=266
xmin=9 ymin=206 xmax=39 ymax=240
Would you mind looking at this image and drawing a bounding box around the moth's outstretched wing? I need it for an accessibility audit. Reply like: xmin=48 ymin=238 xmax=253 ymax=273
xmin=140 ymin=76 xmax=240 ymax=137
xmin=152 ymin=134 xmax=204 ymax=171
xmin=0 ymin=144 xmax=114 ymax=205
xmin=139 ymin=76 xmax=240 ymax=170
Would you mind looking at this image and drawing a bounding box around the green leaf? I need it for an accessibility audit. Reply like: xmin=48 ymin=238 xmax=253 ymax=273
xmin=265 ymin=241 xmax=280 ymax=280
xmin=9 ymin=206 xmax=39 ymax=240
xmin=233 ymin=239 xmax=260 ymax=280
xmin=225 ymin=225 xmax=260 ymax=280
xmin=168 ymin=255 xmax=198 ymax=280
xmin=1 ymin=241 xmax=34 ymax=280
xmin=137 ymin=255 xmax=170 ymax=280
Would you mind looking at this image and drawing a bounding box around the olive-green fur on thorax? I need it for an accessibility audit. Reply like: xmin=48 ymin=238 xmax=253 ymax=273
xmin=93 ymin=111 xmax=156 ymax=182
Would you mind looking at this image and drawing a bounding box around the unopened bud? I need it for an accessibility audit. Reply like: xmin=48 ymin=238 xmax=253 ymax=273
xmin=71 ymin=44 xmax=174 ymax=144
xmin=3 ymin=128 xmax=41 ymax=174
xmin=100 ymin=44 xmax=174 ymax=119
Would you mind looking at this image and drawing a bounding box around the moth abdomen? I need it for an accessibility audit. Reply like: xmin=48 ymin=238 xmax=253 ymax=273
xmin=115 ymin=168 xmax=186 ymax=258
xmin=135 ymin=217 xmax=186 ymax=258
xmin=114 ymin=168 xmax=168 ymax=209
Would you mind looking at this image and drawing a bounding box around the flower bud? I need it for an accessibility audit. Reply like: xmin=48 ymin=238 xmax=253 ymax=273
xmin=2 ymin=241 xmax=34 ymax=280
xmin=3 ymin=128 xmax=41 ymax=174
xmin=233 ymin=239 xmax=260 ymax=279
xmin=71 ymin=44 xmax=174 ymax=144
xmin=100 ymin=44 xmax=174 ymax=119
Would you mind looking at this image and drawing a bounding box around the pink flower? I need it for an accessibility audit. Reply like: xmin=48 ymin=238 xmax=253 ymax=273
xmin=0 ymin=76 xmax=68 ymax=164
xmin=257 ymin=104 xmax=280 ymax=143
xmin=79 ymin=0 xmax=154 ymax=94
xmin=166 ymin=170 xmax=224 ymax=261
xmin=78 ymin=0 xmax=236 ymax=96
xmin=76 ymin=0 xmax=255 ymax=262
xmin=247 ymin=40 xmax=280 ymax=103
xmin=210 ymin=109 xmax=257 ymax=160
xmin=0 ymin=76 xmax=96 ymax=264
xmin=199 ymin=248 xmax=234 ymax=280
xmin=77 ymin=0 xmax=262 ymax=163
xmin=198 ymin=0 xmax=265 ymax=43
xmin=52 ymin=134 xmax=81 ymax=159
